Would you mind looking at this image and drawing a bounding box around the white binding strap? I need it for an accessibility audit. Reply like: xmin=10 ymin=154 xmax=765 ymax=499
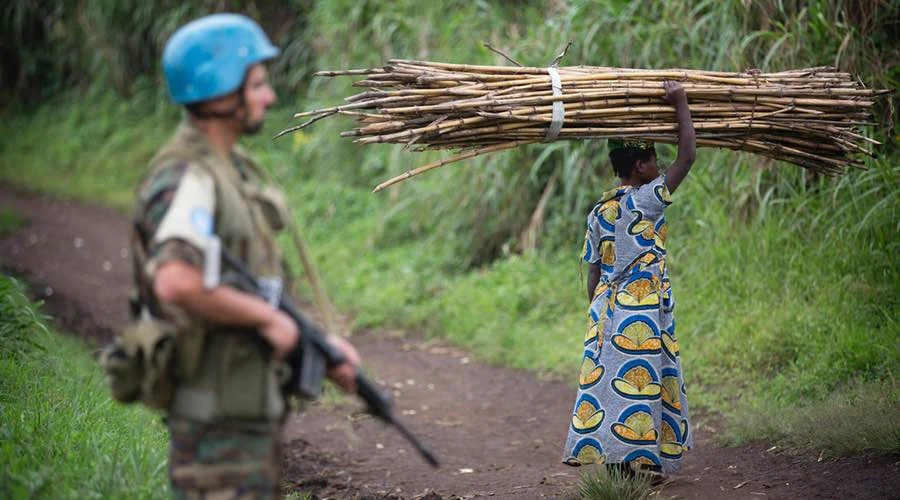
xmin=545 ymin=67 xmax=565 ymax=141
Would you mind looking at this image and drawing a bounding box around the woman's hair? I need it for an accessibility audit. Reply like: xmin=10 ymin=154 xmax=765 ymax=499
xmin=609 ymin=147 xmax=656 ymax=178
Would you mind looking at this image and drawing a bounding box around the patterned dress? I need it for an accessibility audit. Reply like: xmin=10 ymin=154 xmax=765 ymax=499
xmin=562 ymin=175 xmax=692 ymax=473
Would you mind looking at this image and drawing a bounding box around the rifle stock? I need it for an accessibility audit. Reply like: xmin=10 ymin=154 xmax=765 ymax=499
xmin=219 ymin=247 xmax=439 ymax=467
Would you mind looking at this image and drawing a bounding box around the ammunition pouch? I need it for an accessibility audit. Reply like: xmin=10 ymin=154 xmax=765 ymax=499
xmin=100 ymin=319 xmax=206 ymax=410
xmin=101 ymin=319 xmax=175 ymax=409
xmin=244 ymin=183 xmax=289 ymax=232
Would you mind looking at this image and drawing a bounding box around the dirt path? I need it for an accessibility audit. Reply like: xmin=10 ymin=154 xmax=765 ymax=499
xmin=1 ymin=184 xmax=898 ymax=500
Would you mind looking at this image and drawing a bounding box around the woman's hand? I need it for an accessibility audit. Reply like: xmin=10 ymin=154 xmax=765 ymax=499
xmin=663 ymin=81 xmax=687 ymax=106
xmin=661 ymin=80 xmax=696 ymax=194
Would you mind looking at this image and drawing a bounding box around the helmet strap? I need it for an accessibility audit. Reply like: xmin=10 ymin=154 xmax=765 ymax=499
xmin=186 ymin=83 xmax=246 ymax=120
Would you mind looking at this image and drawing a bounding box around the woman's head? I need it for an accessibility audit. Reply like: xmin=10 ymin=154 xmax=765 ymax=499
xmin=608 ymin=140 xmax=659 ymax=184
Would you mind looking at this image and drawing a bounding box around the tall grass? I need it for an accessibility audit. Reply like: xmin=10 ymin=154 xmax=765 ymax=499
xmin=576 ymin=466 xmax=654 ymax=500
xmin=0 ymin=90 xmax=179 ymax=210
xmin=0 ymin=275 xmax=169 ymax=498
xmin=0 ymin=0 xmax=897 ymax=455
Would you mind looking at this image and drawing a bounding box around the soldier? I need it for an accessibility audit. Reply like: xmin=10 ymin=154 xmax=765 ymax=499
xmin=132 ymin=13 xmax=360 ymax=498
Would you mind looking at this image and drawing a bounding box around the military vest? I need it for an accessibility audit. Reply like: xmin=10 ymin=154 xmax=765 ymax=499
xmin=136 ymin=121 xmax=290 ymax=423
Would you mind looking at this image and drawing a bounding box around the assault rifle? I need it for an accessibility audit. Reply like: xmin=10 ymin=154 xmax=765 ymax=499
xmin=218 ymin=246 xmax=439 ymax=468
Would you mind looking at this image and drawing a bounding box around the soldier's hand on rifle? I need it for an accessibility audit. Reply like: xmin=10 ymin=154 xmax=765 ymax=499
xmin=325 ymin=334 xmax=360 ymax=393
xmin=260 ymin=310 xmax=300 ymax=359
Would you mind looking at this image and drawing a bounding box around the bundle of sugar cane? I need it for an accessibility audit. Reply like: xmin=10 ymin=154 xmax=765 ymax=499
xmin=278 ymin=59 xmax=892 ymax=192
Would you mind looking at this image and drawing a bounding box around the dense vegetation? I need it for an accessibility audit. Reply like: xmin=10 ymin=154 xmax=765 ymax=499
xmin=2 ymin=0 xmax=898 ymax=455
xmin=0 ymin=276 xmax=169 ymax=498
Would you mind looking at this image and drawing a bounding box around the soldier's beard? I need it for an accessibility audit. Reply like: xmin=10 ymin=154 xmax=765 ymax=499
xmin=243 ymin=119 xmax=264 ymax=135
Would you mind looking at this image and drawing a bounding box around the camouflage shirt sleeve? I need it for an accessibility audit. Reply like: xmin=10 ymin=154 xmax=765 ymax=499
xmin=135 ymin=162 xmax=209 ymax=270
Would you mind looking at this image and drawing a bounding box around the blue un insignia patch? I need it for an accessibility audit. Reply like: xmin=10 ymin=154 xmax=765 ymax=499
xmin=190 ymin=207 xmax=213 ymax=236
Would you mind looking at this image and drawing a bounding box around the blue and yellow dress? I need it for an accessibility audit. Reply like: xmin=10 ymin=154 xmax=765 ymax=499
xmin=562 ymin=175 xmax=692 ymax=473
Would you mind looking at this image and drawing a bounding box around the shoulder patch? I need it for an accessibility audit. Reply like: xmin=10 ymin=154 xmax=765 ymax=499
xmin=190 ymin=206 xmax=213 ymax=236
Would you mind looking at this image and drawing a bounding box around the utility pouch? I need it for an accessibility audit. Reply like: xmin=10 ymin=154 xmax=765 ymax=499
xmin=175 ymin=325 xmax=206 ymax=381
xmin=100 ymin=319 xmax=178 ymax=410
xmin=245 ymin=184 xmax=289 ymax=232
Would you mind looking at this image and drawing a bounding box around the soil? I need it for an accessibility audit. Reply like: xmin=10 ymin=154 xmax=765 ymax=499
xmin=1 ymin=183 xmax=898 ymax=500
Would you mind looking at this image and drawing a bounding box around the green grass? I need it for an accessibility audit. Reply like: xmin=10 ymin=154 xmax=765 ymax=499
xmin=284 ymin=493 xmax=314 ymax=500
xmin=0 ymin=91 xmax=178 ymax=212
xmin=726 ymin=377 xmax=900 ymax=458
xmin=0 ymin=275 xmax=169 ymax=499
xmin=574 ymin=466 xmax=654 ymax=500
xmin=0 ymin=209 xmax=23 ymax=236
xmin=1 ymin=0 xmax=897 ymax=458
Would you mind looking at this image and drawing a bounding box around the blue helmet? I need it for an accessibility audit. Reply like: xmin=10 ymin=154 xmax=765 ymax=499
xmin=162 ymin=13 xmax=280 ymax=104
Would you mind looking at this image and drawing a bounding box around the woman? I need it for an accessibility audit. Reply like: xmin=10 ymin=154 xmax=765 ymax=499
xmin=562 ymin=81 xmax=696 ymax=480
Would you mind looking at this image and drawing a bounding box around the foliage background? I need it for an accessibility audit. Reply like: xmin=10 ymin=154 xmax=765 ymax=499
xmin=1 ymin=0 xmax=898 ymax=454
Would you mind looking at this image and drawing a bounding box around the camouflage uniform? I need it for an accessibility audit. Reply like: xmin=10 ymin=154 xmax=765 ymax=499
xmin=132 ymin=120 xmax=290 ymax=498
xmin=167 ymin=419 xmax=281 ymax=500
